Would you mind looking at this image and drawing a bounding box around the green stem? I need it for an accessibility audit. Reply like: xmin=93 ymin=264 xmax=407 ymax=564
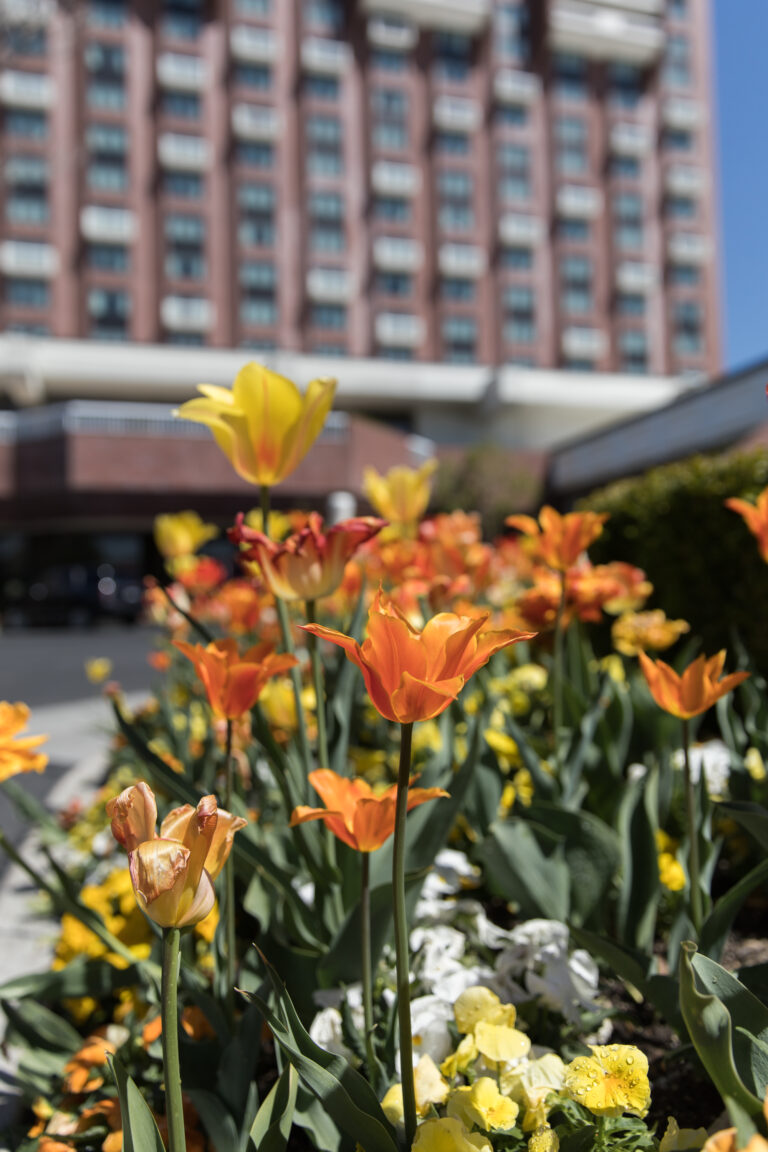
xmin=682 ymin=718 xmax=702 ymax=936
xmin=553 ymin=568 xmax=567 ymax=772
xmin=595 ymin=1115 xmax=607 ymax=1152
xmin=361 ymin=850 xmax=377 ymax=1081
xmin=306 ymin=599 xmax=329 ymax=771
xmin=161 ymin=927 xmax=187 ymax=1152
xmin=259 ymin=483 xmax=270 ymax=532
xmin=393 ymin=721 xmax=417 ymax=1148
xmin=224 ymin=719 xmax=236 ymax=1021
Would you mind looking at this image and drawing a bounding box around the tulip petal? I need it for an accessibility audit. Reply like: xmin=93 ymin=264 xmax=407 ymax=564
xmin=129 ymin=839 xmax=190 ymax=927
xmin=351 ymin=795 xmax=397 ymax=852
xmin=390 ymin=671 xmax=465 ymax=724
xmin=107 ymin=782 xmax=158 ymax=853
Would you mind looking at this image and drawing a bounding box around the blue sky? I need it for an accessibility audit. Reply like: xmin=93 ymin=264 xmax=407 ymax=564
xmin=713 ymin=0 xmax=768 ymax=371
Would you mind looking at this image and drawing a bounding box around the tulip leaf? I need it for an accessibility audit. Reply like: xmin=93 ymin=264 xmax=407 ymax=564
xmin=504 ymin=715 xmax=557 ymax=798
xmin=245 ymin=955 xmax=399 ymax=1152
xmin=716 ymin=800 xmax=768 ymax=849
xmin=615 ymin=767 xmax=660 ymax=953
xmin=108 ymin=1053 xmax=166 ymax=1152
xmin=690 ymin=953 xmax=768 ymax=1040
xmin=0 ymin=957 xmax=142 ymax=1002
xmin=1 ymin=997 xmax=82 ymax=1055
xmin=217 ymin=1000 xmax=264 ymax=1119
xmin=699 ymin=858 xmax=768 ymax=961
xmin=679 ymin=942 xmax=763 ymax=1120
xmin=329 ymin=584 xmax=368 ymax=775
xmin=526 ymin=802 xmax=620 ymax=928
xmin=476 ymin=819 xmax=569 ymax=921
xmin=187 ymin=1089 xmax=240 ymax=1152
xmin=248 ymin=1064 xmax=298 ymax=1152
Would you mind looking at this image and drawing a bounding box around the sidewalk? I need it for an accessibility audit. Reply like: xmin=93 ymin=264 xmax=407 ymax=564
xmin=0 ymin=691 xmax=148 ymax=1139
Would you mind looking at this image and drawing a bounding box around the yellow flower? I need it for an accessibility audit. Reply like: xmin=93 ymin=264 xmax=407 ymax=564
xmin=412 ymin=1117 xmax=493 ymax=1152
xmin=564 ymin=1044 xmax=650 ymax=1118
xmin=454 ymin=987 xmax=517 ymax=1034
xmin=484 ymin=729 xmax=520 ymax=765
xmin=382 ymin=1056 xmax=450 ymax=1125
xmin=175 ymin=362 xmax=336 ymax=487
xmin=363 ymin=459 xmax=438 ymax=528
xmin=0 ymin=702 xmax=48 ymax=782
xmin=413 ymin=720 xmax=444 ymax=756
xmin=441 ymin=1034 xmax=478 ymax=1080
xmin=599 ymin=654 xmax=626 ymax=683
xmin=474 ymin=1019 xmax=531 ymax=1064
xmin=659 ymin=1117 xmax=709 ymax=1152
xmin=501 ymin=1052 xmax=567 ymax=1128
xmin=244 ymin=507 xmax=294 ymax=541
xmin=612 ymin=610 xmax=690 ymax=657
xmin=195 ymin=901 xmax=220 ymax=944
xmin=529 ymin=1127 xmax=560 ymax=1152
xmin=154 ymin=511 xmax=218 ymax=560
xmin=85 ymin=658 xmax=113 ymax=684
xmin=658 ymin=852 xmax=686 ymax=892
xmin=447 ymin=1078 xmax=519 ymax=1132
xmin=509 ymin=664 xmax=549 ymax=693
xmin=745 ymin=747 xmax=766 ymax=781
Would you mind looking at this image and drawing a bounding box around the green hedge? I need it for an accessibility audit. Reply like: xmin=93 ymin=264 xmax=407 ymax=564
xmin=580 ymin=449 xmax=768 ymax=672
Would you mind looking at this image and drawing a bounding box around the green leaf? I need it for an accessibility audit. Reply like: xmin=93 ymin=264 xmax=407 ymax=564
xmin=527 ymin=803 xmax=620 ymax=928
xmin=568 ymin=927 xmax=652 ymax=990
xmin=187 ymin=1089 xmax=240 ymax=1152
xmin=217 ymin=1001 xmax=264 ymax=1120
xmin=0 ymin=957 xmax=142 ymax=1002
xmin=615 ymin=768 xmax=660 ymax=952
xmin=690 ymin=953 xmax=768 ymax=1042
xmin=244 ymin=955 xmax=399 ymax=1152
xmin=1 ymin=997 xmax=82 ymax=1055
xmin=679 ymin=942 xmax=763 ymax=1121
xmin=734 ymin=1027 xmax=768 ymax=1100
xmin=699 ymin=859 xmax=768 ymax=962
xmin=108 ymin=1052 xmax=166 ymax=1152
xmin=248 ymin=1064 xmax=298 ymax=1152
xmin=476 ymin=819 xmax=569 ymax=921
xmin=716 ymin=800 xmax=768 ymax=849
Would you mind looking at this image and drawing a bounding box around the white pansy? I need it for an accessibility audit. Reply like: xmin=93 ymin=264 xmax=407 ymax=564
xmin=309 ymin=1007 xmax=355 ymax=1061
xmin=672 ymin=739 xmax=731 ymax=798
xmin=494 ymin=920 xmax=599 ymax=1023
xmin=398 ymin=995 xmax=455 ymax=1071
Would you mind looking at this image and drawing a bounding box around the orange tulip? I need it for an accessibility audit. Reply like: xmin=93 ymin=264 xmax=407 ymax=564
xmin=107 ymin=784 xmax=247 ymax=929
xmin=726 ymin=489 xmax=768 ymax=563
xmin=230 ymin=511 xmax=386 ymax=602
xmin=290 ymin=768 xmax=448 ymax=852
xmin=302 ymin=589 xmax=535 ymax=724
xmin=638 ymin=650 xmax=749 ymax=720
xmin=173 ymin=637 xmax=297 ymax=720
xmin=0 ymin=701 xmax=48 ymax=782
xmin=506 ymin=506 xmax=608 ymax=572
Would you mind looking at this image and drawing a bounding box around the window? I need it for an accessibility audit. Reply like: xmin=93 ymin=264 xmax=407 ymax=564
xmin=375 ymin=272 xmax=412 ymax=297
xmin=669 ymin=0 xmax=687 ymax=18
xmin=88 ymin=0 xmax=127 ymax=28
xmin=669 ymin=263 xmax=700 ymax=286
xmin=563 ymin=358 xmax=594 ymax=372
xmin=619 ymin=329 xmax=648 ymax=372
xmin=497 ymin=142 xmax=530 ymax=202
xmin=371 ymin=88 xmax=408 ymax=153
xmin=306 ymin=115 xmax=342 ymax=175
xmin=607 ymin=63 xmax=643 ymax=110
xmin=664 ymin=35 xmax=691 ymax=87
xmin=666 ymin=195 xmax=696 ymax=219
xmin=499 ymin=246 xmax=533 ymax=270
xmin=434 ymin=132 xmax=470 ymax=156
xmin=2 ymin=25 xmax=46 ymax=56
xmin=442 ymin=315 xmax=477 ymax=363
xmin=304 ymin=73 xmax=338 ymax=100
xmin=303 ymin=0 xmax=344 ymax=33
xmin=663 ymin=128 xmax=694 ymax=151
xmin=437 ymin=169 xmax=474 ymax=232
xmin=373 ymin=197 xmax=411 ymax=224
xmin=163 ymin=170 xmax=204 ymax=198
xmin=610 ymin=155 xmax=641 ymax=179
xmin=4 ymin=110 xmax=47 ymax=139
xmin=164 ymin=214 xmax=206 ymax=280
xmin=86 ymin=123 xmax=128 ymax=192
xmin=673 ymin=299 xmax=703 ymax=354
xmin=241 ymin=337 xmax=277 ymax=351
xmin=234 ymin=63 xmax=272 ymax=90
xmin=87 ymin=243 xmax=130 ymax=272
xmin=553 ymin=53 xmax=587 ymax=101
xmin=166 ymin=331 xmax=206 ymax=345
xmin=4 ymin=156 xmax=48 ymax=224
xmin=370 ymin=49 xmax=407 ymax=73
xmin=7 ymin=322 xmax=49 ymax=335
xmin=85 ymin=42 xmax=126 ymax=110
xmin=494 ymin=2 xmax=529 ymax=64
xmin=88 ymin=287 xmax=130 ymax=338
xmin=236 ymin=0 xmax=271 ymax=13
xmin=616 ymin=293 xmax=645 ymax=317
xmin=503 ymin=284 xmax=535 ymax=343
xmin=495 ymin=105 xmax=528 ymax=128
xmin=560 ymin=255 xmax=592 ymax=313
xmin=237 ymin=142 xmax=274 ymax=168
xmin=310 ymin=303 xmax=346 ymax=330
xmin=555 ymin=117 xmax=588 ymax=175
xmin=308 ymin=190 xmax=345 ymax=252
xmin=5 ymin=278 xmax=49 ymax=308
xmin=378 ymin=346 xmax=413 ymax=361
xmin=558 ymin=217 xmax=590 ymax=242
xmin=441 ymin=278 xmax=475 ymax=302
xmin=162 ymin=0 xmax=203 ymax=40
xmin=613 ymin=192 xmax=643 ymax=250
xmin=161 ymin=90 xmax=201 ymax=119
xmin=240 ymin=261 xmax=277 ymax=327
xmin=433 ymin=31 xmax=472 ymax=83
xmin=238 ymin=182 xmax=275 ymax=246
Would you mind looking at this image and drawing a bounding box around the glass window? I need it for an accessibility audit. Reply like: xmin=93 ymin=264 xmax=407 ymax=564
xmin=5 ymin=156 xmax=48 ymax=223
xmin=375 ymin=272 xmax=412 ymax=297
xmin=553 ymin=53 xmax=588 ymax=101
xmin=610 ymin=155 xmax=641 ymax=179
xmin=304 ymin=73 xmax=338 ymax=100
xmin=673 ymin=299 xmax=703 ymax=353
xmin=563 ymin=358 xmax=594 ymax=371
xmin=237 ymin=142 xmax=274 ymax=167
xmin=88 ymin=0 xmax=127 ymax=28
xmin=664 ymin=35 xmax=691 ymax=87
xmin=162 ymin=0 xmax=203 ymax=40
xmin=308 ymin=191 xmax=344 ymax=251
xmin=163 ymin=170 xmax=204 ymax=198
xmin=669 ymin=0 xmax=687 ymax=18
xmin=236 ymin=0 xmax=271 ymax=13
xmin=437 ymin=168 xmax=474 ymax=233
xmin=497 ymin=142 xmax=530 ymax=202
xmin=165 ymin=332 xmax=206 ymax=345
xmin=668 ymin=263 xmax=700 ymax=286
xmin=560 ymin=255 xmax=592 ymax=313
xmin=303 ymin=0 xmax=344 ymax=33
xmin=161 ymin=90 xmax=201 ymax=119
xmin=377 ymin=346 xmax=413 ymax=361
xmin=88 ymin=287 xmax=130 ymax=338
xmin=442 ymin=315 xmax=477 ymax=363
xmin=306 ymin=115 xmax=342 ymax=172
xmin=503 ymin=284 xmax=535 ymax=343
xmin=373 ymin=197 xmax=410 ymax=223
xmin=5 ymin=278 xmax=49 ymax=308
xmin=7 ymin=322 xmax=50 ymax=335
xmin=555 ymin=116 xmax=588 ymax=175
xmin=234 ymin=63 xmax=272 ymax=89
xmin=494 ymin=2 xmax=529 ymax=65
xmin=371 ymin=88 xmax=408 ymax=152
xmin=310 ymin=303 xmax=346 ymax=329
xmin=666 ymin=195 xmax=697 ymax=219
xmin=2 ymin=25 xmax=46 ymax=56
xmin=440 ymin=278 xmax=475 ymax=302
xmin=607 ymin=63 xmax=643 ymax=109
xmin=495 ymin=105 xmax=528 ymax=128
xmin=85 ymin=42 xmax=126 ymax=109
xmin=239 ymin=182 xmax=275 ymax=246
xmin=4 ymin=109 xmax=47 ymax=139
xmin=616 ymin=293 xmax=645 ymax=317
xmin=663 ymin=127 xmax=694 ymax=151
xmin=433 ymin=31 xmax=472 ymax=83
xmin=165 ymin=213 xmax=206 ymax=280
xmin=619 ymin=329 xmax=648 ymax=372
xmin=613 ymin=192 xmax=643 ymax=250
xmin=434 ymin=132 xmax=470 ymax=156
xmin=87 ymin=243 xmax=130 ymax=272
xmin=240 ymin=261 xmax=277 ymax=327
xmin=499 ymin=246 xmax=533 ymax=270
xmin=86 ymin=122 xmax=128 ymax=192
xmin=370 ymin=50 xmax=407 ymax=73
xmin=558 ymin=218 xmax=590 ymax=241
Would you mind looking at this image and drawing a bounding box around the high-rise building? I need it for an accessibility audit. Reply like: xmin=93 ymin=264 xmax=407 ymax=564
xmin=0 ymin=0 xmax=718 ymax=377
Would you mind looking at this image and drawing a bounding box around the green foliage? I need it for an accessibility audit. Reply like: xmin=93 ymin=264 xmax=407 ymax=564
xmin=582 ymin=449 xmax=768 ymax=671
xmin=433 ymin=443 xmax=544 ymax=536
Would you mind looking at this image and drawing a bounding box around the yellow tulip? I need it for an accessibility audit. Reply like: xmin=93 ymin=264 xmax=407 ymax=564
xmin=363 ymin=459 xmax=438 ymax=527
xmin=153 ymin=511 xmax=218 ymax=560
xmin=175 ymin=362 xmax=336 ymax=487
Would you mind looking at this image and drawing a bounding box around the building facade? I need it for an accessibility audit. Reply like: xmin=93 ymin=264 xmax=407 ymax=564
xmin=0 ymin=0 xmax=719 ymax=377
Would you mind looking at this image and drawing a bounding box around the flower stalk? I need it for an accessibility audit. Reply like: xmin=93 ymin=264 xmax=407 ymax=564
xmin=553 ymin=568 xmax=567 ymax=770
xmin=223 ymin=719 xmax=236 ymax=1020
xmin=682 ymin=718 xmax=702 ymax=936
xmin=305 ymin=599 xmax=329 ymax=771
xmin=161 ymin=926 xmax=186 ymax=1152
xmin=393 ymin=721 xmax=417 ymax=1147
xmin=361 ymin=850 xmax=377 ymax=1081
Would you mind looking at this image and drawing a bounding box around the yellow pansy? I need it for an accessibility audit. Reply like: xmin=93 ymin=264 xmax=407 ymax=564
xmin=441 ymin=1034 xmax=478 ymax=1080
xmin=412 ymin=1117 xmax=493 ymax=1152
xmin=447 ymin=1078 xmax=519 ymax=1132
xmin=474 ymin=1019 xmax=531 ymax=1064
xmin=502 ymin=1053 xmax=566 ymax=1130
xmin=745 ymin=747 xmax=766 ymax=781
xmin=529 ymin=1127 xmax=560 ymax=1152
xmin=382 ymin=1056 xmax=450 ymax=1125
xmin=658 ymin=852 xmax=686 ymax=892
xmin=454 ymin=987 xmax=517 ymax=1034
xmin=564 ymin=1044 xmax=650 ymax=1118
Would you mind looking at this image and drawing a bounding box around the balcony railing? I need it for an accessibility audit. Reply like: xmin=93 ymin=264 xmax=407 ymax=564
xmin=610 ymin=122 xmax=651 ymax=157
xmin=372 ymin=236 xmax=424 ymax=272
xmin=562 ymin=326 xmax=607 ymax=359
xmin=498 ymin=215 xmax=542 ymax=247
xmin=548 ymin=0 xmax=664 ymax=65
xmin=80 ymin=206 xmax=136 ymax=244
xmin=232 ymin=104 xmax=279 ymax=141
xmin=157 ymin=133 xmax=209 ymax=172
xmin=433 ymin=95 xmax=481 ymax=134
xmin=230 ymin=25 xmax=278 ymax=64
xmin=366 ymin=17 xmax=418 ymax=50
xmin=438 ymin=244 xmax=486 ymax=279
xmin=161 ymin=296 xmax=214 ymax=332
xmin=556 ymin=184 xmax=603 ymax=219
xmin=494 ymin=70 xmax=540 ymax=106
xmin=664 ymin=165 xmax=705 ymax=197
xmin=667 ymin=232 xmax=710 ymax=265
xmin=301 ymin=38 xmax=351 ymax=76
xmin=615 ymin=262 xmax=657 ymax=294
xmin=371 ymin=161 xmax=420 ymax=198
xmin=0 ymin=70 xmax=53 ymax=110
xmin=306 ymin=268 xmax=352 ymax=303
xmin=156 ymin=53 xmax=206 ymax=92
xmin=0 ymin=240 xmax=58 ymax=278
xmin=662 ymin=97 xmax=703 ymax=130
xmin=361 ymin=0 xmax=490 ymax=34
xmin=375 ymin=312 xmax=424 ymax=348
